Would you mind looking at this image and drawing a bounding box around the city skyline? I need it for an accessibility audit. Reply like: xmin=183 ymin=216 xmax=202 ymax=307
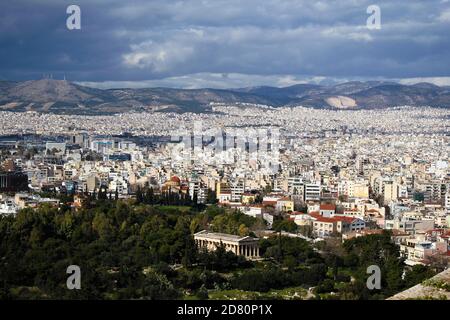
xmin=0 ymin=0 xmax=449 ymax=305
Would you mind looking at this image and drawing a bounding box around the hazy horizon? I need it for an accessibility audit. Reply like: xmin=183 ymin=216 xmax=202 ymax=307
xmin=3 ymin=75 xmax=450 ymax=91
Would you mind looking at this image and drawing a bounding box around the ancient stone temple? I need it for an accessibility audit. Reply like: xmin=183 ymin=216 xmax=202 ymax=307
xmin=194 ymin=230 xmax=260 ymax=259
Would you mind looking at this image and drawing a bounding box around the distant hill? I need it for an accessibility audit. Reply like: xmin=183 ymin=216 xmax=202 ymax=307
xmin=0 ymin=79 xmax=449 ymax=114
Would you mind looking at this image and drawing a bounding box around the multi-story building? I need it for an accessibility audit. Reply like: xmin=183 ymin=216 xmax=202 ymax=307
xmin=310 ymin=212 xmax=365 ymax=237
xmin=304 ymin=183 xmax=321 ymax=201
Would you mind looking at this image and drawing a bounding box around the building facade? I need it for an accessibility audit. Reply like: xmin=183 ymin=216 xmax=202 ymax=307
xmin=194 ymin=230 xmax=260 ymax=259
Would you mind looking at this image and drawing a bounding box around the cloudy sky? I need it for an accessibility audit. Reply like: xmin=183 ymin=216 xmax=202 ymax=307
xmin=1 ymin=0 xmax=450 ymax=88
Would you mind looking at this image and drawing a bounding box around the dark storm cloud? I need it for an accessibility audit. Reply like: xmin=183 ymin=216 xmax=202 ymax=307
xmin=1 ymin=0 xmax=450 ymax=87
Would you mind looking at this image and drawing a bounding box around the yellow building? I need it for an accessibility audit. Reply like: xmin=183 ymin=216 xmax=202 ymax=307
xmin=383 ymin=181 xmax=398 ymax=204
xmin=352 ymin=183 xmax=369 ymax=198
xmin=242 ymin=193 xmax=256 ymax=204
xmin=276 ymin=197 xmax=294 ymax=212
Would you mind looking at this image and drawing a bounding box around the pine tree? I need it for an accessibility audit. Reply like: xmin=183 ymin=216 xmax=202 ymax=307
xmin=145 ymin=187 xmax=155 ymax=205
xmin=206 ymin=189 xmax=217 ymax=204
xmin=136 ymin=186 xmax=143 ymax=203
xmin=193 ymin=191 xmax=198 ymax=205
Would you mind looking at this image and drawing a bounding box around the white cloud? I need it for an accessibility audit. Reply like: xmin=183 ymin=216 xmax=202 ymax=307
xmin=399 ymin=77 xmax=450 ymax=86
xmin=3 ymin=0 xmax=450 ymax=82
xmin=123 ymin=40 xmax=195 ymax=72
xmin=78 ymin=73 xmax=450 ymax=90
xmin=438 ymin=9 xmax=450 ymax=22
xmin=77 ymin=73 xmax=329 ymax=89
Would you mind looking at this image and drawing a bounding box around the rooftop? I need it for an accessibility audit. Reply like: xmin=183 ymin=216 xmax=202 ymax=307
xmin=194 ymin=230 xmax=258 ymax=242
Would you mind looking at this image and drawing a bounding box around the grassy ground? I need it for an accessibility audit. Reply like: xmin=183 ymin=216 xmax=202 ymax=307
xmin=206 ymin=287 xmax=308 ymax=300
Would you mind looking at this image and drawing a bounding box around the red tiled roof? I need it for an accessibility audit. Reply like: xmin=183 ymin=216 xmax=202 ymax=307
xmin=313 ymin=216 xmax=336 ymax=223
xmin=170 ymin=176 xmax=181 ymax=183
xmin=309 ymin=212 xmax=358 ymax=224
xmin=320 ymin=204 xmax=336 ymax=210
xmin=334 ymin=216 xmax=359 ymax=223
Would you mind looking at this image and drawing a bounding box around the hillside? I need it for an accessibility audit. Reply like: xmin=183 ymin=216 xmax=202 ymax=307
xmin=0 ymin=79 xmax=449 ymax=114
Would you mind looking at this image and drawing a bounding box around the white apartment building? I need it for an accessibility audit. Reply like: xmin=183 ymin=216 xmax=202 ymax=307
xmin=287 ymin=176 xmax=304 ymax=195
xmin=444 ymin=191 xmax=450 ymax=212
xmin=304 ymin=183 xmax=321 ymax=201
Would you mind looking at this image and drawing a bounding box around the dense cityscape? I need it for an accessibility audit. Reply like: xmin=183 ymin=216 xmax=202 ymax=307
xmin=0 ymin=104 xmax=449 ymax=300
xmin=2 ymin=0 xmax=450 ymax=307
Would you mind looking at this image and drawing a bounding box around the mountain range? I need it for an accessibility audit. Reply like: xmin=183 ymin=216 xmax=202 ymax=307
xmin=0 ymin=79 xmax=450 ymax=114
